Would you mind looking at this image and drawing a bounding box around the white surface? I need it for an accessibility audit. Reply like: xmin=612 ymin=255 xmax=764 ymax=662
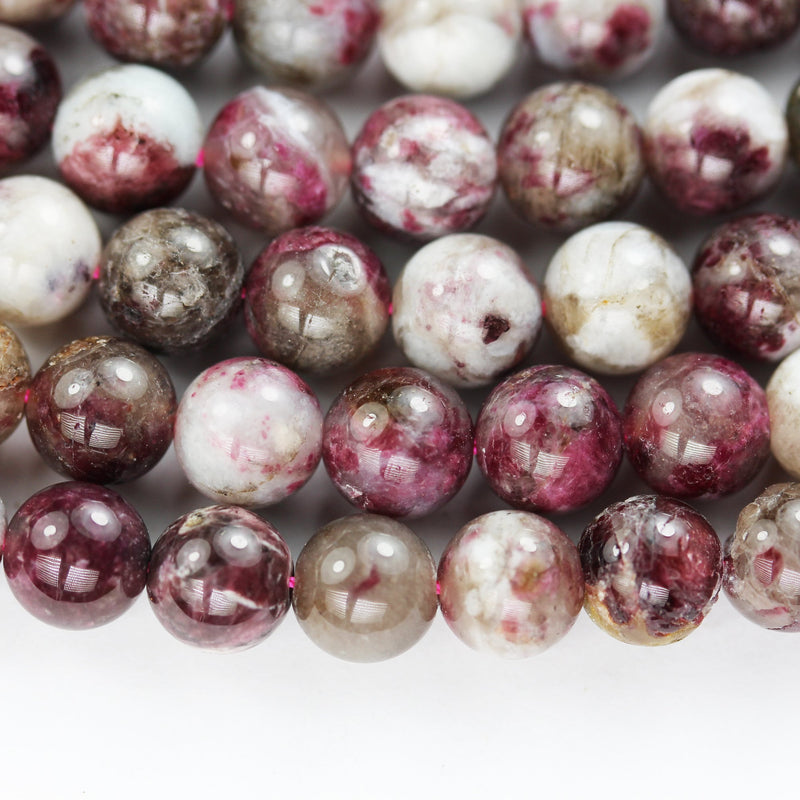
xmin=4 ymin=9 xmax=800 ymax=800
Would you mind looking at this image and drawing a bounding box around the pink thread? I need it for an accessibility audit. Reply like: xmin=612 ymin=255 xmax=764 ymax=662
xmin=195 ymin=149 xmax=205 ymax=168
xmin=388 ymin=302 xmax=394 ymax=315
xmin=435 ymin=581 xmax=441 ymax=596
xmin=288 ymin=576 xmax=296 ymax=589
xmin=92 ymin=264 xmax=100 ymax=281
xmin=23 ymin=388 xmax=30 ymax=404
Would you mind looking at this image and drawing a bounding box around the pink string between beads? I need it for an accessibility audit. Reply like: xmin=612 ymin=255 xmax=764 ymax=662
xmin=288 ymin=576 xmax=296 ymax=589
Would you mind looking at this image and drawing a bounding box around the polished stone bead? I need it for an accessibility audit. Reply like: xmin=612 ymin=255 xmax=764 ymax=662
xmin=293 ymin=514 xmax=437 ymax=662
xmin=26 ymin=337 xmax=177 ymax=484
xmin=624 ymin=352 xmax=770 ymax=499
xmin=323 ymin=367 xmax=473 ymax=518
xmin=0 ymin=0 xmax=74 ymax=23
xmin=579 ymin=495 xmax=723 ymax=645
xmin=0 ymin=323 xmax=30 ymax=444
xmin=438 ymin=510 xmax=584 ymax=658
xmin=475 ymin=365 xmax=623 ymax=513
xmin=244 ymin=226 xmax=390 ymax=374
xmin=99 ymin=208 xmax=243 ymax=354
xmin=147 ymin=505 xmax=292 ymax=651
xmin=786 ymin=77 xmax=800 ymax=167
xmin=767 ymin=348 xmax=800 ymax=479
xmin=3 ymin=482 xmax=150 ymax=629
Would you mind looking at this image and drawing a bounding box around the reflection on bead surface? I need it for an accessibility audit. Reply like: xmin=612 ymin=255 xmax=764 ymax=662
xmin=293 ymin=514 xmax=437 ymax=662
xmin=786 ymin=78 xmax=800 ymax=167
xmin=0 ymin=0 xmax=73 ymax=24
xmin=245 ymin=227 xmax=390 ymax=374
xmin=644 ymin=69 xmax=787 ymax=215
xmin=580 ymin=495 xmax=723 ymax=645
xmin=148 ymin=505 xmax=292 ymax=651
xmin=174 ymin=358 xmax=323 ymax=507
xmin=544 ymin=222 xmax=691 ymax=375
xmin=624 ymin=352 xmax=770 ymax=499
xmin=438 ymin=511 xmax=584 ymax=658
xmin=52 ymin=65 xmax=202 ymax=213
xmin=476 ymin=366 xmax=622 ymax=513
xmin=767 ymin=349 xmax=800 ymax=479
xmin=4 ymin=482 xmax=150 ymax=629
xmin=99 ymin=208 xmax=243 ymax=353
xmin=26 ymin=337 xmax=177 ymax=484
xmin=203 ymin=87 xmax=351 ymax=235
xmin=323 ymin=367 xmax=473 ymax=518
xmin=0 ymin=323 xmax=30 ymax=444
xmin=498 ymin=82 xmax=644 ymax=232
xmin=393 ymin=234 xmax=542 ymax=388
xmin=725 ymin=483 xmax=800 ymax=631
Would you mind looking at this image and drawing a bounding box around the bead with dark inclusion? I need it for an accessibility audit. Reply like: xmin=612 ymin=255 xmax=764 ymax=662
xmin=0 ymin=323 xmax=30 ymax=444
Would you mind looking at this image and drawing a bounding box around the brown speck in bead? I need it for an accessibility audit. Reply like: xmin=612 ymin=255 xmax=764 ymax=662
xmin=0 ymin=322 xmax=29 ymax=444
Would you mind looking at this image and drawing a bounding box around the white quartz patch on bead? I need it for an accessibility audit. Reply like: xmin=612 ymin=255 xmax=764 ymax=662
xmin=767 ymin=349 xmax=800 ymax=480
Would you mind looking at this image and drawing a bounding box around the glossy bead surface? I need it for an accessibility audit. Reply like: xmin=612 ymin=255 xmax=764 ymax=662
xmin=26 ymin=337 xmax=177 ymax=484
xmin=378 ymin=0 xmax=521 ymax=99
xmin=147 ymin=505 xmax=292 ymax=651
xmin=476 ymin=366 xmax=623 ymax=513
xmin=174 ymin=357 xmax=323 ymax=507
xmin=644 ymin=69 xmax=788 ymax=215
xmin=543 ymin=221 xmax=691 ymax=375
xmin=3 ymin=482 xmax=150 ymax=629
xmin=692 ymin=213 xmax=800 ymax=362
xmin=0 ymin=176 xmax=99 ymax=326
xmin=52 ymin=65 xmax=202 ymax=213
xmin=624 ymin=352 xmax=770 ymax=498
xmin=392 ymin=234 xmax=542 ymax=388
xmin=233 ymin=0 xmax=379 ymax=90
xmin=323 ymin=367 xmax=473 ymax=518
xmin=786 ymin=78 xmax=800 ymax=166
xmin=498 ymin=82 xmax=644 ymax=232
xmin=0 ymin=0 xmax=74 ymax=24
xmin=203 ymin=87 xmax=351 ymax=235
xmin=293 ymin=514 xmax=437 ymax=662
xmin=99 ymin=208 xmax=243 ymax=353
xmin=351 ymin=95 xmax=497 ymax=240
xmin=244 ymin=226 xmax=390 ymax=374
xmin=767 ymin=348 xmax=800 ymax=479
xmin=0 ymin=323 xmax=30 ymax=444
xmin=579 ymin=495 xmax=723 ymax=645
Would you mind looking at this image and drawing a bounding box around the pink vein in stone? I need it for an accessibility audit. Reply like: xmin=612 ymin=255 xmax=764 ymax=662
xmin=594 ymin=5 xmax=651 ymax=69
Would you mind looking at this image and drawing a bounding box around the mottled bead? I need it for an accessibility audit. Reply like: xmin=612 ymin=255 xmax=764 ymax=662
xmin=644 ymin=69 xmax=788 ymax=215
xmin=498 ymin=82 xmax=644 ymax=232
xmin=522 ymin=0 xmax=664 ymax=79
xmin=692 ymin=213 xmax=800 ymax=362
xmin=174 ymin=357 xmax=323 ymax=507
xmin=84 ymin=0 xmax=229 ymax=68
xmin=0 ymin=176 xmax=99 ymax=326
xmin=203 ymin=87 xmax=351 ymax=235
xmin=0 ymin=0 xmax=74 ymax=24
xmin=351 ymin=95 xmax=497 ymax=240
xmin=244 ymin=226 xmax=390 ymax=374
xmin=233 ymin=0 xmax=379 ymax=90
xmin=767 ymin=348 xmax=800 ymax=479
xmin=438 ymin=511 xmax=584 ymax=658
xmin=579 ymin=495 xmax=723 ymax=645
xmin=392 ymin=234 xmax=542 ymax=388
xmin=475 ymin=366 xmax=623 ymax=513
xmin=52 ymin=65 xmax=203 ymax=213
xmin=26 ymin=337 xmax=177 ymax=484
xmin=323 ymin=367 xmax=473 ymax=518
xmin=0 ymin=323 xmax=30 ymax=444
xmin=543 ymin=222 xmax=691 ymax=375
xmin=378 ymin=0 xmax=521 ymax=99
xmin=3 ymin=482 xmax=150 ymax=629
xmin=147 ymin=505 xmax=292 ymax=651
xmin=293 ymin=514 xmax=437 ymax=662
xmin=99 ymin=208 xmax=243 ymax=354
xmin=624 ymin=352 xmax=770 ymax=499
xmin=725 ymin=483 xmax=800 ymax=631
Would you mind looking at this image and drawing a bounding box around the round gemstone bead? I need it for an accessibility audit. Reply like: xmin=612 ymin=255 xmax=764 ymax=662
xmin=392 ymin=233 xmax=542 ymax=388
xmin=475 ymin=365 xmax=623 ymax=513
xmin=147 ymin=505 xmax=293 ymax=651
xmin=0 ymin=323 xmax=30 ymax=444
xmin=498 ymin=82 xmax=644 ymax=232
xmin=767 ymin=348 xmax=800 ymax=479
xmin=99 ymin=208 xmax=243 ymax=354
xmin=786 ymin=77 xmax=800 ymax=167
xmin=543 ymin=221 xmax=691 ymax=375
xmin=292 ymin=514 xmax=437 ymax=662
xmin=624 ymin=352 xmax=771 ymax=499
xmin=25 ymin=336 xmax=177 ymax=484
xmin=174 ymin=357 xmax=323 ymax=508
xmin=351 ymin=95 xmax=497 ymax=240
xmin=692 ymin=213 xmax=800 ymax=362
xmin=202 ymin=87 xmax=351 ymax=235
xmin=0 ymin=0 xmax=74 ymax=24
xmin=438 ymin=510 xmax=584 ymax=658
xmin=579 ymin=495 xmax=723 ymax=645
xmin=52 ymin=64 xmax=203 ymax=213
xmin=643 ymin=69 xmax=788 ymax=215
xmin=244 ymin=226 xmax=390 ymax=374
xmin=3 ymin=482 xmax=150 ymax=629
xmin=323 ymin=367 xmax=473 ymax=518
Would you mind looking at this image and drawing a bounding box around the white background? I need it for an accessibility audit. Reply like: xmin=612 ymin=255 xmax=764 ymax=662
xmin=3 ymin=7 xmax=799 ymax=799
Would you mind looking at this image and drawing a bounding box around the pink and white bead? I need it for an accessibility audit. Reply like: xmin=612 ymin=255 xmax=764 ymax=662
xmin=0 ymin=0 xmax=74 ymax=24
xmin=767 ymin=349 xmax=800 ymax=480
